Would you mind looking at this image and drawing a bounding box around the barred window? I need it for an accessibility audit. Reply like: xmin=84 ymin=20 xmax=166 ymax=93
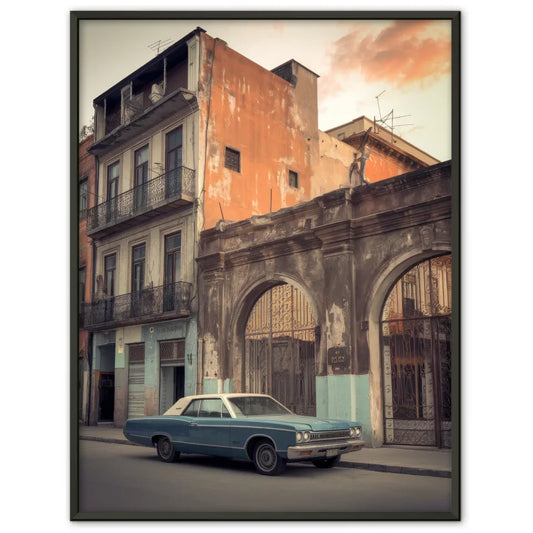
xmin=225 ymin=147 xmax=241 ymax=172
xmin=160 ymin=340 xmax=185 ymax=363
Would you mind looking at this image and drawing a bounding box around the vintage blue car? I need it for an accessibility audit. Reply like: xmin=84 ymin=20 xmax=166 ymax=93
xmin=123 ymin=393 xmax=364 ymax=475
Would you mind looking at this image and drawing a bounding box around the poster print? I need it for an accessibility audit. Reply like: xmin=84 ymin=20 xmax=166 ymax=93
xmin=72 ymin=11 xmax=459 ymax=520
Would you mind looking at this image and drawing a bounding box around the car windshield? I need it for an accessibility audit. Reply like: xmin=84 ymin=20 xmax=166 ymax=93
xmin=227 ymin=396 xmax=292 ymax=417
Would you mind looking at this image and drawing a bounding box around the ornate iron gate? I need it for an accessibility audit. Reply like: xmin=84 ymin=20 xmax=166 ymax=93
xmin=381 ymin=255 xmax=452 ymax=447
xmin=244 ymin=284 xmax=317 ymax=415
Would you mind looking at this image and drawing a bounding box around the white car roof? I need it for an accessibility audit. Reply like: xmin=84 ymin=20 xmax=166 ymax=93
xmin=163 ymin=393 xmax=273 ymax=416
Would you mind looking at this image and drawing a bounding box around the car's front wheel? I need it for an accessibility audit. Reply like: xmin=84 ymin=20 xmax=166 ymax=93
xmin=312 ymin=455 xmax=341 ymax=468
xmin=253 ymin=439 xmax=286 ymax=475
xmin=156 ymin=436 xmax=179 ymax=463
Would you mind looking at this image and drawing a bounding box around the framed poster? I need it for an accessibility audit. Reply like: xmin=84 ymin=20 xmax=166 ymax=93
xmin=71 ymin=10 xmax=460 ymax=521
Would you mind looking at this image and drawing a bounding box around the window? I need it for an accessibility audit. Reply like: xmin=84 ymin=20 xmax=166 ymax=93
xmin=104 ymin=254 xmax=116 ymax=297
xmin=131 ymin=243 xmax=146 ymax=293
xmin=199 ymin=399 xmax=225 ymax=418
xmin=106 ymin=162 xmax=120 ymax=223
xmin=225 ymin=147 xmax=241 ymax=172
xmin=107 ymin=162 xmax=120 ymax=201
xmin=288 ymin=170 xmax=299 ymax=188
xmin=163 ymin=232 xmax=181 ymax=312
xmin=166 ymin=127 xmax=183 ymax=197
xmin=182 ymin=399 xmax=201 ymax=417
xmin=79 ymin=268 xmax=86 ymax=313
xmin=104 ymin=253 xmax=116 ymax=321
xmin=134 ymin=146 xmax=149 ymax=210
xmin=79 ymin=179 xmax=88 ymax=219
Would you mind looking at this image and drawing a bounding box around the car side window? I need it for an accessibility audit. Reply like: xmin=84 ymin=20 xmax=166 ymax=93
xmin=182 ymin=399 xmax=201 ymax=417
xmin=199 ymin=399 xmax=223 ymax=417
xmin=221 ymin=403 xmax=231 ymax=418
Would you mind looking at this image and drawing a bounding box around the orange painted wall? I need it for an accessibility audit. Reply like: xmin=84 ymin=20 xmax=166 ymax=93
xmin=365 ymin=148 xmax=420 ymax=183
xmin=199 ymin=35 xmax=320 ymax=229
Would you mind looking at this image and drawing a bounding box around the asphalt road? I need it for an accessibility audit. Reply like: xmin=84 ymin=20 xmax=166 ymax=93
xmin=76 ymin=440 xmax=452 ymax=517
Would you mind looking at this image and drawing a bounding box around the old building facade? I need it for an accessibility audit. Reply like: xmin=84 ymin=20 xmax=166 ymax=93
xmin=197 ymin=162 xmax=452 ymax=447
xmin=80 ymin=27 xmax=450 ymax=438
xmin=80 ymin=28 xmax=357 ymax=426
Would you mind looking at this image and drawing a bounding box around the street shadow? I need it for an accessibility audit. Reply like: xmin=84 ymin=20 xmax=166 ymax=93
xmin=138 ymin=451 xmax=334 ymax=478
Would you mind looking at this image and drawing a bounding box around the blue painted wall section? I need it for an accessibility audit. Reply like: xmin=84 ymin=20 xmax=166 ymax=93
xmin=201 ymin=378 xmax=233 ymax=394
xmin=141 ymin=317 xmax=198 ymax=395
xmin=316 ymin=374 xmax=371 ymax=443
xmin=203 ymin=379 xmax=218 ymax=394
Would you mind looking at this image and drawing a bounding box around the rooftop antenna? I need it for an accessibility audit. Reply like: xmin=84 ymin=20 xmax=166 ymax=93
xmin=374 ymin=90 xmax=413 ymax=144
xmin=148 ymin=38 xmax=174 ymax=55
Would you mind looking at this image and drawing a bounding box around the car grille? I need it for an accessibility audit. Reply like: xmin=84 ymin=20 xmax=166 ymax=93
xmin=310 ymin=430 xmax=351 ymax=441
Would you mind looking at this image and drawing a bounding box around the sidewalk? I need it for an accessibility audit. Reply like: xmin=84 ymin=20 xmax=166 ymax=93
xmin=78 ymin=424 xmax=452 ymax=478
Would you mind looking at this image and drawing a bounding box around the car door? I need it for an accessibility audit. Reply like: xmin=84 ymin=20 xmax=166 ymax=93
xmin=186 ymin=398 xmax=232 ymax=457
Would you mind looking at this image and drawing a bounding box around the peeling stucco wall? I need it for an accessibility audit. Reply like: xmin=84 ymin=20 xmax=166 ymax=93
xmin=199 ymin=35 xmax=319 ymax=229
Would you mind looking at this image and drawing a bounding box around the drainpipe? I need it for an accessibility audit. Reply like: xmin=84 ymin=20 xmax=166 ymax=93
xmin=197 ymin=338 xmax=203 ymax=394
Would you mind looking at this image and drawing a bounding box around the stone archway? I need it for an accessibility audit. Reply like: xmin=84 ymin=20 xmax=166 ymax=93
xmin=365 ymin=249 xmax=452 ymax=447
xmin=381 ymin=254 xmax=452 ymax=447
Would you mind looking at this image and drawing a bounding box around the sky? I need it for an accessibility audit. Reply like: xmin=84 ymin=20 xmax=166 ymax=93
xmin=79 ymin=17 xmax=452 ymax=161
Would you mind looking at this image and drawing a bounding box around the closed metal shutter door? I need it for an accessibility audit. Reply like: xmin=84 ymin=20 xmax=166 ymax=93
xmin=128 ymin=343 xmax=145 ymax=419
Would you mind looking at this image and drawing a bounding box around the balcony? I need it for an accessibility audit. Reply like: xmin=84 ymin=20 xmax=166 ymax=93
xmin=90 ymin=88 xmax=197 ymax=156
xmin=86 ymin=167 xmax=195 ymax=238
xmin=81 ymin=281 xmax=193 ymax=331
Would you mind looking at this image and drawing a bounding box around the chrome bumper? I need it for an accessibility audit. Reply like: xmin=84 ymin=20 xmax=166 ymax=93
xmin=286 ymin=439 xmax=365 ymax=460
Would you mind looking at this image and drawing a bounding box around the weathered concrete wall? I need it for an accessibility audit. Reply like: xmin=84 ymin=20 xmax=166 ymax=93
xmin=197 ymin=161 xmax=452 ymax=445
xmin=315 ymin=131 xmax=354 ymax=196
xmin=199 ymin=34 xmax=341 ymax=229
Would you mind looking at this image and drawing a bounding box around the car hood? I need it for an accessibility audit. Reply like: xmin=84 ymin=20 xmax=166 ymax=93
xmin=241 ymin=414 xmax=357 ymax=431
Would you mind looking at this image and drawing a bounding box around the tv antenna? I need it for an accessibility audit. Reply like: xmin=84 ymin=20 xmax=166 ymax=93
xmin=374 ymin=90 xmax=413 ymax=143
xmin=148 ymin=38 xmax=174 ymax=55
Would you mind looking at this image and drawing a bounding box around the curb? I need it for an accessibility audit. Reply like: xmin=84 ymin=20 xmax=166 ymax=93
xmin=337 ymin=460 xmax=451 ymax=478
xmin=79 ymin=435 xmax=451 ymax=478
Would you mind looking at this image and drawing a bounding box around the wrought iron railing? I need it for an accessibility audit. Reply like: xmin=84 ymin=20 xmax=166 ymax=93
xmin=81 ymin=281 xmax=192 ymax=328
xmin=86 ymin=167 xmax=195 ymax=233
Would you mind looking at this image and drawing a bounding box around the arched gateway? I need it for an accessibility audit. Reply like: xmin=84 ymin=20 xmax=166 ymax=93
xmin=380 ymin=254 xmax=452 ymax=447
xmin=244 ymin=283 xmax=317 ymax=415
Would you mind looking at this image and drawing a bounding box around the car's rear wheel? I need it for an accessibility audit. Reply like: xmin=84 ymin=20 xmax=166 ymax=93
xmin=312 ymin=455 xmax=341 ymax=468
xmin=253 ymin=439 xmax=286 ymax=475
xmin=156 ymin=436 xmax=179 ymax=463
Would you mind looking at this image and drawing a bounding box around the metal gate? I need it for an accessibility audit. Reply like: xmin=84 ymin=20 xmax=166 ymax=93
xmin=381 ymin=255 xmax=452 ymax=447
xmin=244 ymin=284 xmax=317 ymax=416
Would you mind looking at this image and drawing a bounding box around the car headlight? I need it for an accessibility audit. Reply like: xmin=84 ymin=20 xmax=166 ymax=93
xmin=296 ymin=431 xmax=303 ymax=442
xmin=303 ymin=431 xmax=310 ymax=442
xmin=350 ymin=426 xmax=362 ymax=438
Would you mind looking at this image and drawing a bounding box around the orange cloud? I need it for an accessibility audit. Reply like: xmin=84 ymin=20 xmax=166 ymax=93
xmin=321 ymin=20 xmax=451 ymax=95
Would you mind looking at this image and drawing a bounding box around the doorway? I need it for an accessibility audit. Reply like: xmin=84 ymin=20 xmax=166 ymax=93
xmin=98 ymin=373 xmax=114 ymax=422
xmin=380 ymin=254 xmax=452 ymax=447
xmin=244 ymin=283 xmax=317 ymax=416
xmin=159 ymin=340 xmax=185 ymax=414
